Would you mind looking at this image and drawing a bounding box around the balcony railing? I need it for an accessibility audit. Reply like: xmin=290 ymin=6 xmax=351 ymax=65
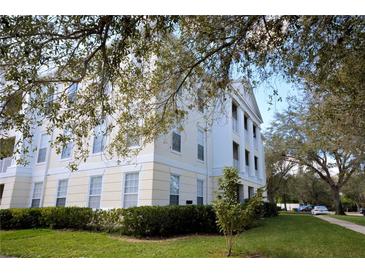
xmin=0 ymin=157 xmax=12 ymax=173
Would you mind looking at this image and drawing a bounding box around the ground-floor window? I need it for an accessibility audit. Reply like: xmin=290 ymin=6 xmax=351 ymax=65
xmin=0 ymin=184 xmax=4 ymax=205
xmin=197 ymin=179 xmax=204 ymax=205
xmin=56 ymin=179 xmax=68 ymax=207
xmin=170 ymin=174 xmax=180 ymax=205
xmin=124 ymin=172 xmax=139 ymax=208
xmin=248 ymin=186 xmax=255 ymax=199
xmin=31 ymin=182 xmax=43 ymax=208
xmin=89 ymin=176 xmax=102 ymax=209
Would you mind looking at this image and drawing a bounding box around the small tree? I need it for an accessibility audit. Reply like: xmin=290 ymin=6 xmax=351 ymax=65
xmin=213 ymin=167 xmax=263 ymax=256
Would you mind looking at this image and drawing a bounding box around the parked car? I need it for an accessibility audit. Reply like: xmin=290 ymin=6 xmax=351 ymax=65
xmin=311 ymin=206 xmax=329 ymax=215
xmin=360 ymin=208 xmax=365 ymax=216
xmin=298 ymin=205 xmax=312 ymax=213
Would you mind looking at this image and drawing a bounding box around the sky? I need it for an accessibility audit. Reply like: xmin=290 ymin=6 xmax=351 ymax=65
xmin=253 ymin=76 xmax=301 ymax=132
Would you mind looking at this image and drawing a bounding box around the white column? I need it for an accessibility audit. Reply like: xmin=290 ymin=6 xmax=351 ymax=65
xmin=257 ymin=129 xmax=264 ymax=180
xmin=238 ymin=107 xmax=245 ymax=173
xmin=248 ymin=118 xmax=255 ymax=177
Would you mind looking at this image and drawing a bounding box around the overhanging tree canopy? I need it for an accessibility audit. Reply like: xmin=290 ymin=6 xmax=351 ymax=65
xmin=1 ymin=15 xmax=364 ymax=168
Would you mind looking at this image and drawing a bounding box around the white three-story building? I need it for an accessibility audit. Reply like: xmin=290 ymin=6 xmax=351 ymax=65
xmin=0 ymin=82 xmax=266 ymax=209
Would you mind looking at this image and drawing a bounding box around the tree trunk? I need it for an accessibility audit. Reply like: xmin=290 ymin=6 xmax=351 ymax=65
xmin=332 ymin=187 xmax=345 ymax=215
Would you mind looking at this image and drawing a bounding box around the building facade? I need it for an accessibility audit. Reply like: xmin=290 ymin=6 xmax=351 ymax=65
xmin=0 ymin=83 xmax=266 ymax=209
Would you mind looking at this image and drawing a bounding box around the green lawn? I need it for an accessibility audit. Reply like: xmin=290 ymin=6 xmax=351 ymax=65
xmin=1 ymin=214 xmax=365 ymax=258
xmin=330 ymin=215 xmax=365 ymax=226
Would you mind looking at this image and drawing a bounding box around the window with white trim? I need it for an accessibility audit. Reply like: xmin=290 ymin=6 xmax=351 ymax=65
xmin=92 ymin=122 xmax=106 ymax=154
xmin=68 ymin=83 xmax=78 ymax=102
xmin=172 ymin=130 xmax=181 ymax=153
xmin=248 ymin=186 xmax=255 ymax=199
xmin=31 ymin=182 xmax=43 ymax=208
xmin=56 ymin=179 xmax=68 ymax=207
xmin=197 ymin=129 xmax=205 ymax=161
xmin=127 ymin=134 xmax=141 ymax=148
xmin=123 ymin=172 xmax=139 ymax=208
xmin=37 ymin=133 xmax=50 ymax=163
xmin=197 ymin=179 xmax=204 ymax=205
xmin=88 ymin=176 xmax=102 ymax=209
xmin=61 ymin=130 xmax=73 ymax=159
xmin=170 ymin=174 xmax=179 ymax=205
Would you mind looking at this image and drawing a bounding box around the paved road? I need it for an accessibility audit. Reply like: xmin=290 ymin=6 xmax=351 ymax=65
xmin=315 ymin=215 xmax=365 ymax=235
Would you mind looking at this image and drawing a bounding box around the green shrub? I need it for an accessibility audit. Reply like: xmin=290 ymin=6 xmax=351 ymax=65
xmin=39 ymin=207 xmax=94 ymax=229
xmin=262 ymin=202 xmax=279 ymax=217
xmin=89 ymin=208 xmax=125 ymax=232
xmin=121 ymin=205 xmax=218 ymax=237
xmin=0 ymin=209 xmax=13 ymax=230
xmin=0 ymin=207 xmax=93 ymax=230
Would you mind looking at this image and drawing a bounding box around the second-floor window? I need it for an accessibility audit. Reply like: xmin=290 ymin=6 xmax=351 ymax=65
xmin=253 ymin=124 xmax=257 ymax=138
xmin=31 ymin=182 xmax=43 ymax=208
xmin=56 ymin=179 xmax=68 ymax=207
xmin=245 ymin=149 xmax=250 ymax=167
xmin=254 ymin=156 xmax=258 ymax=171
xmin=37 ymin=133 xmax=50 ymax=163
xmin=244 ymin=114 xmax=248 ymax=130
xmin=92 ymin=122 xmax=106 ymax=154
xmin=172 ymin=130 xmax=181 ymax=153
xmin=61 ymin=130 xmax=73 ymax=159
xmin=197 ymin=129 xmax=205 ymax=161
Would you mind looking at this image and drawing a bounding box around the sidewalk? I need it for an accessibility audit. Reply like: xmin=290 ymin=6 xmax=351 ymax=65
xmin=315 ymin=215 xmax=365 ymax=235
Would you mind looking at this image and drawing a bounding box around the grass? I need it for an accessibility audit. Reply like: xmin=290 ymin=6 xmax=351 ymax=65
xmin=1 ymin=214 xmax=365 ymax=258
xmin=329 ymin=215 xmax=365 ymax=226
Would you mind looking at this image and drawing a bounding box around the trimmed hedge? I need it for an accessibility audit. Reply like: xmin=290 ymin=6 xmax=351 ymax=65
xmin=262 ymin=202 xmax=279 ymax=217
xmin=0 ymin=202 xmax=277 ymax=237
xmin=120 ymin=205 xmax=217 ymax=237
xmin=0 ymin=207 xmax=93 ymax=230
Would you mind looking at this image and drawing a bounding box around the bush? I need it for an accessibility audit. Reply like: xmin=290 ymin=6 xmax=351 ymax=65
xmin=0 ymin=207 xmax=93 ymax=230
xmin=0 ymin=202 xmax=276 ymax=236
xmin=262 ymin=202 xmax=279 ymax=217
xmin=0 ymin=209 xmax=14 ymax=230
xmin=39 ymin=207 xmax=94 ymax=229
xmin=120 ymin=205 xmax=218 ymax=237
xmin=89 ymin=208 xmax=125 ymax=232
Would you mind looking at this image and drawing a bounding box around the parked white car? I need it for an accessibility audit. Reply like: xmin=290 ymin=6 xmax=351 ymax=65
xmin=311 ymin=206 xmax=329 ymax=215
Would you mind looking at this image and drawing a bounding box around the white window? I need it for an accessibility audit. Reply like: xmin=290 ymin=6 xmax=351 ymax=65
xmin=127 ymin=134 xmax=141 ymax=148
xmin=61 ymin=130 xmax=73 ymax=159
xmin=89 ymin=176 xmax=102 ymax=209
xmin=68 ymin=83 xmax=78 ymax=102
xmin=123 ymin=172 xmax=139 ymax=208
xmin=170 ymin=174 xmax=180 ymax=205
xmin=232 ymin=103 xmax=238 ymax=132
xmin=197 ymin=129 xmax=205 ymax=161
xmin=92 ymin=122 xmax=106 ymax=154
xmin=248 ymin=186 xmax=255 ymax=199
xmin=37 ymin=133 xmax=50 ymax=163
xmin=31 ymin=182 xmax=43 ymax=208
xmin=172 ymin=130 xmax=181 ymax=153
xmin=197 ymin=179 xmax=204 ymax=205
xmin=56 ymin=179 xmax=68 ymax=207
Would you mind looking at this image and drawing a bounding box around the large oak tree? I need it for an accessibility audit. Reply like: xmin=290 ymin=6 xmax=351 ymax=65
xmin=1 ymin=16 xmax=364 ymax=169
